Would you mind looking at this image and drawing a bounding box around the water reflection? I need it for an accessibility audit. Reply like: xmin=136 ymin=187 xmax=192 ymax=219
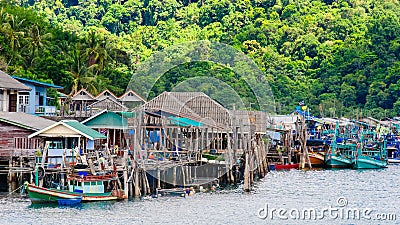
xmin=0 ymin=165 xmax=399 ymax=224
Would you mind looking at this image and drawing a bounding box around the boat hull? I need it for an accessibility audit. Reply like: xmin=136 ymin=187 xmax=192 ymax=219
xmin=26 ymin=184 xmax=82 ymax=204
xmin=325 ymin=155 xmax=352 ymax=168
xmin=388 ymin=158 xmax=400 ymax=163
xmin=274 ymin=163 xmax=300 ymax=170
xmin=309 ymin=153 xmax=325 ymax=167
xmin=82 ymin=193 xmax=118 ymax=202
xmin=352 ymin=157 xmax=387 ymax=169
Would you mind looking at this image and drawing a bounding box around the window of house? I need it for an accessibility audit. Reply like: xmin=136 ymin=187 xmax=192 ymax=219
xmin=104 ymin=92 xmax=110 ymax=96
xmin=128 ymin=93 xmax=134 ymax=96
xmin=80 ymin=92 xmax=86 ymax=95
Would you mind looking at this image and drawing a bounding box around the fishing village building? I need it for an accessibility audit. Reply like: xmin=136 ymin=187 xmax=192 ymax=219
xmin=12 ymin=76 xmax=63 ymax=115
xmin=0 ymin=70 xmax=31 ymax=113
xmin=82 ymin=110 xmax=128 ymax=151
xmin=28 ymin=120 xmax=106 ymax=166
xmin=0 ymin=112 xmax=55 ymax=157
xmin=66 ymin=88 xmax=145 ymax=118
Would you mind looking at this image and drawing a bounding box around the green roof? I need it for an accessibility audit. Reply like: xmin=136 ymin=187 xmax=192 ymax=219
xmin=169 ymin=116 xmax=203 ymax=127
xmin=64 ymin=120 xmax=106 ymax=140
xmin=117 ymin=111 xmax=137 ymax=118
xmin=83 ymin=111 xmax=128 ymax=129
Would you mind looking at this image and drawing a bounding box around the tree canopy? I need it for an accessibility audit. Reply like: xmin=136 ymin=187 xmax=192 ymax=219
xmin=0 ymin=0 xmax=400 ymax=118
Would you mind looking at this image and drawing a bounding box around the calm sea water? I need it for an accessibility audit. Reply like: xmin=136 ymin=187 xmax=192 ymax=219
xmin=1 ymin=165 xmax=399 ymax=225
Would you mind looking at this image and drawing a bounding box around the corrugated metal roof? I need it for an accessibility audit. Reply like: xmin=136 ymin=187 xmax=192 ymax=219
xmin=0 ymin=70 xmax=31 ymax=91
xmin=94 ymin=89 xmax=119 ymax=101
xmin=119 ymin=89 xmax=145 ymax=102
xmin=82 ymin=110 xmax=128 ymax=129
xmin=63 ymin=120 xmax=106 ymax=139
xmin=71 ymin=88 xmax=95 ymax=101
xmin=0 ymin=112 xmax=56 ymax=131
xmin=12 ymin=76 xmax=63 ymax=89
xmin=28 ymin=120 xmax=106 ymax=140
xmin=169 ymin=116 xmax=204 ymax=127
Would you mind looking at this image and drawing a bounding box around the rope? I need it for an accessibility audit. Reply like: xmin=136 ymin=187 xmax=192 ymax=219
xmin=3 ymin=184 xmax=24 ymax=197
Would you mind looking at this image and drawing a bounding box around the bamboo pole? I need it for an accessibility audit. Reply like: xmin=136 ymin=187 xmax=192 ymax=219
xmin=243 ymin=150 xmax=250 ymax=192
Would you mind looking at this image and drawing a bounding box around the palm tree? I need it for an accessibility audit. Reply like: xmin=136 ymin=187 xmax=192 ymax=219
xmin=68 ymin=46 xmax=98 ymax=96
xmin=83 ymin=30 xmax=110 ymax=75
xmin=24 ymin=22 xmax=52 ymax=69
xmin=1 ymin=13 xmax=25 ymax=69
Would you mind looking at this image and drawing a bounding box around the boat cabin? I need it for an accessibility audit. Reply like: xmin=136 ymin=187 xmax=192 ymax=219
xmin=69 ymin=180 xmax=105 ymax=194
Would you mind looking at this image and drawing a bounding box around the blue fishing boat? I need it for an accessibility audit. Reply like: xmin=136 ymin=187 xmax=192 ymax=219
xmin=324 ymin=122 xmax=354 ymax=168
xmin=385 ymin=135 xmax=400 ymax=163
xmin=352 ymin=132 xmax=388 ymax=169
xmin=325 ymin=143 xmax=353 ymax=168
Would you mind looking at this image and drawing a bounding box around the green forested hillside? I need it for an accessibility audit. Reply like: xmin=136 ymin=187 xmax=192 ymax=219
xmin=0 ymin=0 xmax=400 ymax=118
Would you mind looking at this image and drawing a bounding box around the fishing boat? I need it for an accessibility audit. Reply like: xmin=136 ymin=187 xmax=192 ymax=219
xmin=387 ymin=146 xmax=400 ymax=163
xmin=325 ymin=147 xmax=353 ymax=168
xmin=352 ymin=148 xmax=388 ymax=169
xmin=24 ymin=182 xmax=82 ymax=205
xmin=307 ymin=141 xmax=326 ymax=167
xmin=308 ymin=151 xmax=325 ymax=167
xmin=352 ymin=133 xmax=388 ymax=169
xmin=324 ymin=123 xmax=354 ymax=168
xmin=385 ymin=135 xmax=400 ymax=163
xmin=68 ymin=171 xmax=125 ymax=202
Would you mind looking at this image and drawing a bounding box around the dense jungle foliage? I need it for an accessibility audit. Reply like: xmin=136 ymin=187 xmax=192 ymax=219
xmin=0 ymin=0 xmax=400 ymax=118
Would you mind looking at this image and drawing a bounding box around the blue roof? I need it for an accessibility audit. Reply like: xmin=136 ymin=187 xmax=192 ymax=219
xmin=12 ymin=76 xmax=63 ymax=89
xmin=169 ymin=116 xmax=204 ymax=127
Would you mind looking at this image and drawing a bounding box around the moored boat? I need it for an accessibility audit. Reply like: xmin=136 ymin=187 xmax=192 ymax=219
xmin=324 ymin=122 xmax=354 ymax=168
xmin=352 ymin=155 xmax=388 ymax=169
xmin=324 ymin=142 xmax=354 ymax=168
xmin=24 ymin=182 xmax=82 ymax=204
xmin=386 ymin=136 xmax=400 ymax=163
xmin=388 ymin=158 xmax=400 ymax=163
xmin=309 ymin=152 xmax=325 ymax=166
xmin=352 ymin=133 xmax=388 ymax=169
xmin=325 ymin=153 xmax=353 ymax=168
xmin=68 ymin=172 xmax=125 ymax=202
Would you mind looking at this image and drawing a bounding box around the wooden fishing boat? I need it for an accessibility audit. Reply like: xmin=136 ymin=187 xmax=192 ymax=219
xmin=325 ymin=143 xmax=355 ymax=168
xmin=352 ymin=144 xmax=387 ymax=169
xmin=352 ymin=154 xmax=388 ymax=169
xmin=324 ymin=122 xmax=354 ymax=168
xmin=24 ymin=182 xmax=82 ymax=205
xmin=352 ymin=132 xmax=388 ymax=169
xmin=309 ymin=152 xmax=325 ymax=166
xmin=306 ymin=140 xmax=326 ymax=167
xmin=308 ymin=146 xmax=326 ymax=167
xmin=68 ymin=172 xmax=125 ymax=202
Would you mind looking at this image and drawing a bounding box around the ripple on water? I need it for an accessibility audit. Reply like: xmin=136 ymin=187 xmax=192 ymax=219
xmin=0 ymin=165 xmax=399 ymax=224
